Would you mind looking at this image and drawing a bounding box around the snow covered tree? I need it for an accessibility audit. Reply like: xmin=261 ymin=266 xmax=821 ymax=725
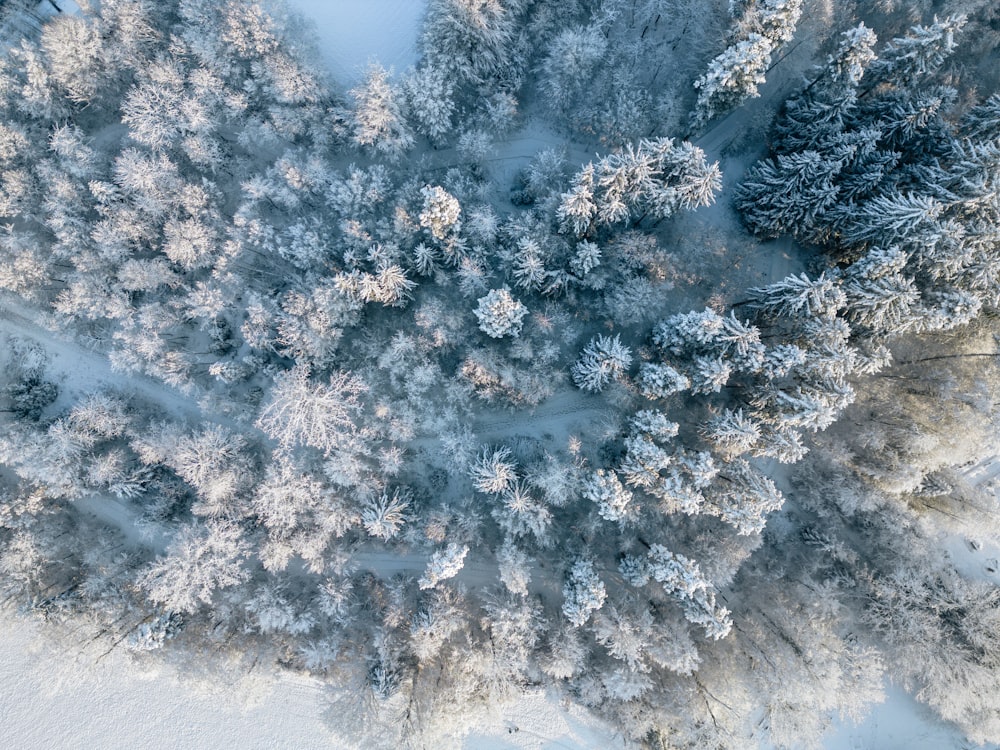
xmin=350 ymin=64 xmax=413 ymax=161
xmin=691 ymin=34 xmax=773 ymax=129
xmin=474 ymin=288 xmax=528 ymax=338
xmin=570 ymin=240 xmax=601 ymax=277
xmin=138 ymin=521 xmax=250 ymax=614
xmin=735 ymin=150 xmax=843 ymax=238
xmin=692 ymin=0 xmax=802 ymax=129
xmin=708 ymin=458 xmax=783 ymax=534
xmin=508 ymin=237 xmax=548 ymax=292
xmin=866 ymin=15 xmax=966 ymax=87
xmin=539 ymin=624 xmax=587 ymax=679
xmin=562 ymin=558 xmax=607 ymax=627
xmin=637 ymin=362 xmax=691 ymax=400
xmin=361 ymin=488 xmax=411 ymax=541
xmin=619 ymin=433 xmax=674 ymax=490
xmin=646 ymin=545 xmax=732 ymax=639
xmin=127 ymin=613 xmax=184 ymax=653
xmin=5 ymin=374 xmax=58 ymax=422
xmin=749 ymin=272 xmax=846 ymax=321
xmin=418 ymin=185 xmax=462 ymax=240
xmin=168 ymin=425 xmax=254 ymax=518
xmin=497 ymin=537 xmax=532 ymax=596
xmin=403 ymin=66 xmax=455 ymax=139
xmin=419 ymin=543 xmax=469 ymax=589
xmin=421 ymin=0 xmax=524 ymax=88
xmin=559 ymin=139 xmax=720 ymax=234
xmin=824 ymin=22 xmax=878 ymax=90
xmin=538 ymin=25 xmax=607 ymax=115
xmin=571 ymin=334 xmax=633 ymax=392
xmin=582 ymin=469 xmax=635 ymax=523
xmin=736 ymin=0 xmax=802 ymax=46
xmin=556 ymin=163 xmax=598 ymax=237
xmin=470 ymin=445 xmax=517 ymax=495
xmin=705 ymin=408 xmax=762 ymax=458
xmin=255 ymin=366 xmax=367 ymax=457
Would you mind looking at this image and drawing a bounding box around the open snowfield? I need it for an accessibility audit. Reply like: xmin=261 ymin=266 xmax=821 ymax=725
xmin=285 ymin=0 xmax=424 ymax=86
xmin=0 ymin=613 xmax=622 ymax=750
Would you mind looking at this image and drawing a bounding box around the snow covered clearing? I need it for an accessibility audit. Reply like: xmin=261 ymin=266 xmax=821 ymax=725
xmin=0 ymin=613 xmax=340 ymax=750
xmin=285 ymin=0 xmax=425 ymax=87
xmin=822 ymin=685 xmax=996 ymax=750
xmin=0 ymin=613 xmax=621 ymax=750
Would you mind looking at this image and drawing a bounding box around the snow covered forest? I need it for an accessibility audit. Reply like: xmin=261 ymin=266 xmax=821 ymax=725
xmin=1 ymin=0 xmax=1000 ymax=747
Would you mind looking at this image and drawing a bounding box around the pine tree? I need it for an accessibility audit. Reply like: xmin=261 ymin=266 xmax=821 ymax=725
xmin=560 ymin=139 xmax=720 ymax=233
xmin=350 ymin=64 xmax=414 ymax=161
xmin=418 ymin=185 xmax=462 ymax=240
xmin=709 ymin=458 xmax=783 ymax=534
xmin=538 ymin=25 xmax=607 ymax=115
xmin=637 ymin=362 xmax=691 ymax=399
xmin=361 ymin=488 xmax=411 ymax=541
xmin=645 ymin=545 xmax=731 ymax=639
xmin=582 ymin=469 xmax=635 ymax=523
xmin=403 ymin=65 xmax=455 ymax=139
xmin=421 ymin=0 xmax=522 ymax=87
xmin=748 ymin=272 xmax=846 ymax=321
xmin=470 ymin=445 xmax=517 ymax=495
xmin=866 ymin=15 xmax=966 ymax=87
xmin=571 ymin=334 xmax=633 ymax=392
xmin=735 ymin=150 xmax=843 ymax=238
xmin=557 ymin=163 xmax=598 ymax=237
xmin=691 ymin=34 xmax=773 ymax=129
xmin=705 ymin=408 xmax=762 ymax=458
xmin=823 ymin=22 xmax=878 ymax=90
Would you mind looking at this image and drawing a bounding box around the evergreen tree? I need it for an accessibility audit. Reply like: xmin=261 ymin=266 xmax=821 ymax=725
xmin=866 ymin=15 xmax=966 ymax=87
xmin=350 ymin=64 xmax=414 ymax=161
xmin=571 ymin=334 xmax=633 ymax=392
xmin=691 ymin=34 xmax=773 ymax=129
xmin=562 ymin=558 xmax=607 ymax=627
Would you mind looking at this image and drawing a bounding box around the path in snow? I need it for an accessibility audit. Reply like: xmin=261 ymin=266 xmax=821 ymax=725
xmin=0 ymin=299 xmax=205 ymax=425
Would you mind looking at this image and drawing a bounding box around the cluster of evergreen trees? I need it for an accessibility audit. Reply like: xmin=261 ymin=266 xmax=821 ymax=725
xmin=738 ymin=15 xmax=1000 ymax=340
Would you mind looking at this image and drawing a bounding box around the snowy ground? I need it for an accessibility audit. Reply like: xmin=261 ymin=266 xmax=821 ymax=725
xmin=823 ymin=686 xmax=994 ymax=750
xmin=285 ymin=0 xmax=424 ymax=87
xmin=1 ymin=603 xmax=988 ymax=750
xmin=0 ymin=613 xmax=621 ymax=750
